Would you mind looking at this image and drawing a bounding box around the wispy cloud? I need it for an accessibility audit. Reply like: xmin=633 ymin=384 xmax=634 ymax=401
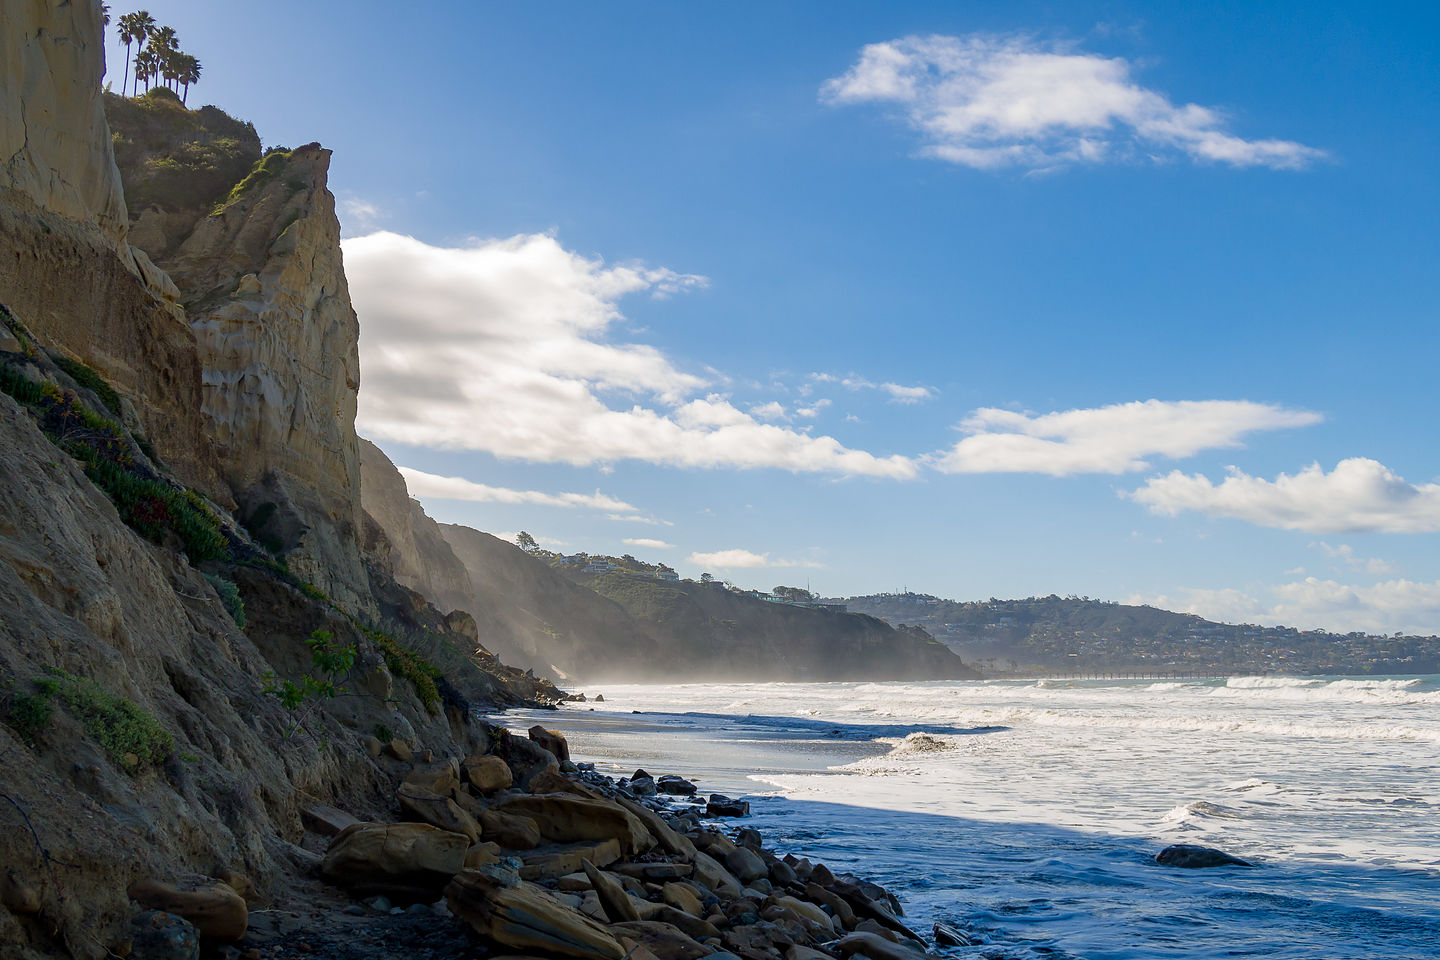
xmin=1130 ymin=458 xmax=1440 ymax=534
xmin=338 ymin=196 xmax=383 ymax=235
xmin=688 ymin=548 xmax=823 ymax=570
xmin=823 ymin=34 xmax=1326 ymax=172
xmin=1144 ymin=578 xmax=1440 ymax=635
xmin=623 ymin=537 xmax=674 ymax=550
xmin=931 ymin=399 xmax=1320 ymax=475
xmin=346 ymin=232 xmax=915 ymax=479
xmin=1316 ymin=541 xmax=1397 ymax=576
xmin=398 ymin=466 xmax=644 ymax=515
xmin=809 ymin=373 xmax=934 ymax=404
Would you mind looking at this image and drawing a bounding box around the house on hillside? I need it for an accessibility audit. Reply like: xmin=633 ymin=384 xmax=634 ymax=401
xmin=585 ymin=560 xmax=615 ymax=573
xmin=654 ymin=568 xmax=679 ymax=581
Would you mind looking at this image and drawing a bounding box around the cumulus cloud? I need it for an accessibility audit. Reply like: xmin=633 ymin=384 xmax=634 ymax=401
xmin=1146 ymin=579 xmax=1440 ymax=635
xmin=1316 ymin=542 xmax=1397 ymax=576
xmin=1130 ymin=458 xmax=1440 ymax=534
xmin=345 ymin=232 xmax=915 ymax=479
xmin=688 ymin=549 xmax=823 ymax=570
xmin=823 ymin=34 xmax=1326 ymax=172
xmin=623 ymin=538 xmax=673 ymax=550
xmin=931 ymin=399 xmax=1319 ymax=475
xmin=749 ymin=401 xmax=789 ymax=421
xmin=398 ymin=466 xmax=645 ymax=515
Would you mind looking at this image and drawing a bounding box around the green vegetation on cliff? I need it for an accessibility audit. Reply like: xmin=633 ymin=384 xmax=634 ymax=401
xmin=105 ymin=88 xmax=260 ymax=221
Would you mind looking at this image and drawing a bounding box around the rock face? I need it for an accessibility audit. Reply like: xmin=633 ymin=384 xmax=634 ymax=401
xmin=321 ymin=823 xmax=472 ymax=898
xmin=138 ymin=144 xmax=370 ymax=609
xmin=358 ymin=439 xmax=474 ymax=614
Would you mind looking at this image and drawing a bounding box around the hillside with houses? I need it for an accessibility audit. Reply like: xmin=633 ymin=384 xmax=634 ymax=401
xmin=844 ymin=592 xmax=1440 ymax=676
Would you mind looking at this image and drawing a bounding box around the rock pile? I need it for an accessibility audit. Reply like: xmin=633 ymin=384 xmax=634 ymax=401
xmin=168 ymin=722 xmax=948 ymax=960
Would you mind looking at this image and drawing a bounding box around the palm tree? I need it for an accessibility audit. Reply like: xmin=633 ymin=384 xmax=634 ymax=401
xmin=146 ymin=26 xmax=178 ymax=89
xmin=160 ymin=48 xmax=180 ymax=92
xmin=177 ymin=55 xmax=201 ymax=105
xmin=117 ymin=11 xmax=154 ymax=97
xmin=134 ymin=46 xmax=158 ymax=94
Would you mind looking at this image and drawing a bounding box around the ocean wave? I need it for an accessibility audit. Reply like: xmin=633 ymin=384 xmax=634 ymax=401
xmin=1161 ymin=800 xmax=1249 ymax=824
xmin=1212 ymin=676 xmax=1440 ymax=705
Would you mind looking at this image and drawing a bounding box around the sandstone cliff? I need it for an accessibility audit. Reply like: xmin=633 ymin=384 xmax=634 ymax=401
xmin=358 ymin=439 xmax=476 ymax=616
xmin=0 ymin=8 xmax=564 ymax=956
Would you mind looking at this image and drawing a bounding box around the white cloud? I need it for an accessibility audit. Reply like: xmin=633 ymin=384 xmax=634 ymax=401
xmin=809 ymin=374 xmax=934 ymax=404
xmin=398 ymin=466 xmax=644 ymax=515
xmin=346 ymin=232 xmax=915 ymax=479
xmin=338 ymin=197 xmax=383 ymax=235
xmin=1130 ymin=458 xmax=1440 ymax=534
xmin=749 ymin=401 xmax=789 ymax=421
xmin=795 ymin=399 xmax=831 ymax=418
xmin=1147 ymin=579 xmax=1440 ymax=635
xmin=931 ymin=399 xmax=1320 ymax=475
xmin=491 ymin=531 xmax=569 ymax=549
xmin=1316 ymin=542 xmax=1398 ymax=576
xmin=623 ymin=538 xmax=673 ymax=550
xmin=688 ymin=549 xmax=823 ymax=570
xmin=823 ymin=34 xmax=1326 ymax=172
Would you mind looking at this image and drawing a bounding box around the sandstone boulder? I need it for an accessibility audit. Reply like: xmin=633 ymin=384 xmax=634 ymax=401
xmin=706 ymin=795 xmax=749 ymax=818
xmin=607 ymin=920 xmax=711 ymax=960
xmin=128 ymin=878 xmax=248 ymax=941
xmin=403 ymin=757 xmax=461 ymax=797
xmin=532 ymin=768 xmax=609 ymax=800
xmin=496 ymin=734 xmax=561 ymax=788
xmin=320 ymin=822 xmax=469 ymax=898
xmin=301 ymin=803 xmax=361 ymax=838
xmin=446 ymin=870 xmax=626 ymax=960
xmin=529 ymin=725 xmax=572 ymax=762
xmin=464 ymin=841 xmax=504 ymax=870
xmin=657 ymin=776 xmax=697 ymax=796
xmin=497 ymin=795 xmax=654 ymax=855
xmin=691 ymin=851 xmax=744 ymax=899
xmin=661 ymin=882 xmax=703 ymax=918
xmin=520 ymin=840 xmax=623 ymax=881
xmin=725 ymin=847 xmax=767 ymax=884
xmin=480 ymin=808 xmax=543 ymax=850
xmin=582 ymin=858 xmax=640 ymax=923
xmin=397 ymin=783 xmax=482 ymax=842
xmin=463 ymin=754 xmax=514 ymax=793
xmin=615 ymin=796 xmax=697 ymax=861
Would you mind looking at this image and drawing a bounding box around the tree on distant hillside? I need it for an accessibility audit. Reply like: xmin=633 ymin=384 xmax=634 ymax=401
xmin=177 ymin=54 xmax=201 ymax=104
xmin=772 ymin=585 xmax=815 ymax=602
xmin=117 ymin=11 xmax=153 ymax=97
xmin=515 ymin=531 xmax=538 ymax=553
xmin=700 ymin=572 xmax=714 ymax=583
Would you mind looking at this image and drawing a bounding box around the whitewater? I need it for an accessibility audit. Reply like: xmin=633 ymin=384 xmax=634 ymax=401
xmin=496 ymin=675 xmax=1440 ymax=959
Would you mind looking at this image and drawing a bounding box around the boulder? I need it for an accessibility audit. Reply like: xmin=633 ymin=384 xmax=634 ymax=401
xmin=932 ymin=922 xmax=972 ymax=947
xmin=520 ymin=839 xmax=623 ymax=881
xmin=127 ymin=878 xmax=248 ymax=941
xmin=463 ymin=754 xmax=515 ymax=793
xmin=735 ymin=828 xmax=764 ymax=851
xmin=607 ymin=920 xmax=711 ymax=960
xmin=497 ymin=795 xmax=654 ymax=855
xmin=532 ymin=768 xmax=609 ymax=800
xmin=786 ymin=947 xmax=833 ymax=960
xmin=301 ymin=804 xmax=361 ymax=838
xmin=464 ymin=842 xmax=504 ymax=870
xmin=647 ymin=905 xmax=721 ymax=942
xmin=130 ymin=910 xmax=200 ymax=960
xmin=387 ymin=739 xmax=414 ymax=762
xmin=805 ymin=882 xmax=855 ymax=929
xmin=403 ymin=757 xmax=461 ymax=797
xmin=446 ymin=870 xmax=626 ymax=960
xmin=724 ymin=847 xmax=767 ymax=884
xmin=833 ymin=932 xmax=932 ymax=960
xmin=615 ymin=796 xmax=697 ymax=860
xmin=495 ymin=734 xmax=561 ymax=789
xmin=321 ymin=822 xmax=470 ymax=898
xmin=613 ymin=862 xmax=693 ymax=881
xmin=661 ymin=882 xmax=703 ymax=918
xmin=582 ymin=858 xmax=640 ymax=923
xmin=657 ymin=776 xmax=697 ymax=796
xmin=397 ymin=783 xmax=482 ymax=842
xmin=707 ymin=795 xmax=750 ymax=818
xmin=628 ymin=776 xmax=658 ymax=797
xmin=691 ymin=851 xmax=744 ymax=899
xmin=1155 ymin=844 xmax=1252 ymax=868
xmin=480 ymin=809 xmax=543 ymax=850
xmin=770 ymin=895 xmax=834 ymax=934
xmin=528 ymin=725 xmax=572 ymax=763
xmin=766 ymin=857 xmax=797 ymax=887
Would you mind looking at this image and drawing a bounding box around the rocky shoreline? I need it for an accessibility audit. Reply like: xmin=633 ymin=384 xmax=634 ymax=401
xmin=131 ymin=720 xmax=952 ymax=960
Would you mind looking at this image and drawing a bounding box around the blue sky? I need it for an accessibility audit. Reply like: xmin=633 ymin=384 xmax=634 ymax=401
xmin=106 ymin=2 xmax=1440 ymax=632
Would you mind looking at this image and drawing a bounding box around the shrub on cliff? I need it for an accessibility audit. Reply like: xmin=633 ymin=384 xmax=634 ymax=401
xmin=7 ymin=670 xmax=173 ymax=771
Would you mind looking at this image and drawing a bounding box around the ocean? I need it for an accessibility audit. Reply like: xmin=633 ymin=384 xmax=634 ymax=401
xmin=494 ymin=675 xmax=1440 ymax=959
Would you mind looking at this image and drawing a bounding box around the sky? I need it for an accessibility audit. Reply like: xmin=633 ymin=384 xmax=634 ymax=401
xmin=104 ymin=2 xmax=1440 ymax=633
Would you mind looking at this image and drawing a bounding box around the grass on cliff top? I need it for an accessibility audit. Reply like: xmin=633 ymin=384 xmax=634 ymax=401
xmin=9 ymin=670 xmax=173 ymax=771
xmin=0 ymin=354 xmax=228 ymax=564
xmin=105 ymin=90 xmax=261 ymax=219
xmin=217 ymin=148 xmax=306 ymax=211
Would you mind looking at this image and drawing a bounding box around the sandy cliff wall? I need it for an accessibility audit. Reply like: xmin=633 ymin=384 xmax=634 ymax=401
xmin=0 ymin=0 xmax=221 ymax=494
xmin=358 ymin=439 xmax=476 ymax=615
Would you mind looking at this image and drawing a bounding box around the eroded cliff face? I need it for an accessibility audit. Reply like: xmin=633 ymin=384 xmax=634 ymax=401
xmin=0 ymin=0 xmax=218 ymax=495
xmin=124 ymin=144 xmax=372 ymax=612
